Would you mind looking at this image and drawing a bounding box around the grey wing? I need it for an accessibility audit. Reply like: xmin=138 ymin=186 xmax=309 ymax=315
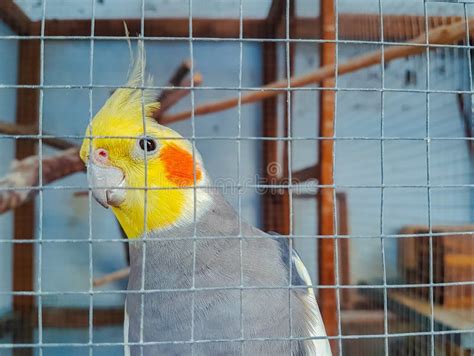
xmin=271 ymin=233 xmax=333 ymax=355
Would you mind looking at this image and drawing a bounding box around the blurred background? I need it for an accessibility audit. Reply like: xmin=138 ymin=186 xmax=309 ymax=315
xmin=0 ymin=0 xmax=473 ymax=355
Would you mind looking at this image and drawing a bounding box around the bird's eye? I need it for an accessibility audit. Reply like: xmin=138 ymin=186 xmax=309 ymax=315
xmin=138 ymin=137 xmax=158 ymax=153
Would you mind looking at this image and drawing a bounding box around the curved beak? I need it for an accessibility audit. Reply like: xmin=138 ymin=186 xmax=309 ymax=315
xmin=87 ymin=162 xmax=126 ymax=209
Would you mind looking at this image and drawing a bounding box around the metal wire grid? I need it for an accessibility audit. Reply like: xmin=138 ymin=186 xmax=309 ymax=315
xmin=87 ymin=1 xmax=97 ymax=354
xmin=36 ymin=1 xmax=46 ymax=355
xmin=0 ymin=0 xmax=473 ymax=355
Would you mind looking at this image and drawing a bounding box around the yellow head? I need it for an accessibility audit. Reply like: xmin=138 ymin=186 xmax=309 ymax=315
xmin=80 ymin=48 xmax=205 ymax=239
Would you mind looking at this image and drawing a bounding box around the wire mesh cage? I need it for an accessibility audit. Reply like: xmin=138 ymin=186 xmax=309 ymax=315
xmin=0 ymin=0 xmax=473 ymax=355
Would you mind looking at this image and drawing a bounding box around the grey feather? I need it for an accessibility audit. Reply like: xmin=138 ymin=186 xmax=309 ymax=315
xmin=270 ymin=231 xmax=310 ymax=287
xmin=126 ymin=188 xmax=332 ymax=355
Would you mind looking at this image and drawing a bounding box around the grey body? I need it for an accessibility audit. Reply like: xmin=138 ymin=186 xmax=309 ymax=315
xmin=126 ymin=189 xmax=330 ymax=355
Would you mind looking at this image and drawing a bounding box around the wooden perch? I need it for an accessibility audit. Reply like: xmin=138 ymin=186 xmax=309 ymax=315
xmin=0 ymin=148 xmax=84 ymax=214
xmin=291 ymin=164 xmax=319 ymax=183
xmin=160 ymin=19 xmax=473 ymax=124
xmin=274 ymin=164 xmax=319 ymax=184
xmin=0 ymin=121 xmax=77 ymax=150
xmin=157 ymin=59 xmax=192 ymax=104
xmin=93 ymin=267 xmax=130 ymax=287
xmin=0 ymin=0 xmax=31 ymax=36
xmin=155 ymin=73 xmax=203 ymax=121
xmin=154 ymin=59 xmax=203 ymax=121
xmin=166 ymin=60 xmax=192 ymax=87
xmin=456 ymin=93 xmax=474 ymax=155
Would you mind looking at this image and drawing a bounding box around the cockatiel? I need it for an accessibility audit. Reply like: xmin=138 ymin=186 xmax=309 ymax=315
xmin=80 ymin=47 xmax=331 ymax=356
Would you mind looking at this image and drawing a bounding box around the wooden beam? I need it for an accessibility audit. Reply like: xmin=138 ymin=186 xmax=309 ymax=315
xmin=287 ymin=164 xmax=319 ymax=184
xmin=277 ymin=17 xmax=321 ymax=39
xmin=336 ymin=193 xmax=352 ymax=309
xmin=40 ymin=307 xmax=123 ymax=328
xmin=261 ymin=0 xmax=284 ymax=233
xmin=318 ymin=0 xmax=338 ymax=352
xmin=277 ymin=0 xmax=296 ymax=235
xmin=6 ymin=307 xmax=123 ymax=330
xmin=277 ymin=14 xmax=472 ymax=41
xmin=37 ymin=18 xmax=266 ymax=38
xmin=266 ymin=0 xmax=286 ymax=28
xmin=12 ymin=39 xmax=40 ymax=356
xmin=0 ymin=0 xmax=32 ymax=35
xmin=13 ymin=40 xmax=40 ymax=310
xmin=262 ymin=41 xmax=280 ymax=233
xmin=0 ymin=10 xmax=467 ymax=40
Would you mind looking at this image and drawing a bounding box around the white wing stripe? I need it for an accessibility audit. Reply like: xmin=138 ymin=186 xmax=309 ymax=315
xmin=292 ymin=252 xmax=333 ymax=355
xmin=124 ymin=304 xmax=130 ymax=356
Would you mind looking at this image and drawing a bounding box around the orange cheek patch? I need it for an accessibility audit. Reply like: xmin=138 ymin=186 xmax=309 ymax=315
xmin=159 ymin=144 xmax=202 ymax=186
